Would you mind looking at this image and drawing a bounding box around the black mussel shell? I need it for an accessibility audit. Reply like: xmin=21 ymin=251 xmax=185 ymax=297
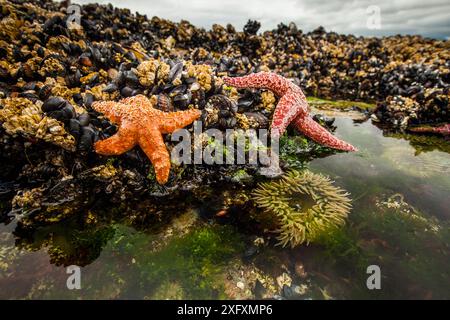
xmin=173 ymin=92 xmax=192 ymax=109
xmin=157 ymin=93 xmax=173 ymax=112
xmin=168 ymin=61 xmax=183 ymax=83
xmin=170 ymin=84 xmax=187 ymax=96
xmin=121 ymin=86 xmax=137 ymax=97
xmin=78 ymin=126 xmax=96 ymax=151
xmin=103 ymin=83 xmax=119 ymax=93
xmin=42 ymin=97 xmax=67 ymax=112
xmin=78 ymin=113 xmax=91 ymax=126
xmin=69 ymin=118 xmax=81 ymax=139
xmin=208 ymin=94 xmax=237 ymax=113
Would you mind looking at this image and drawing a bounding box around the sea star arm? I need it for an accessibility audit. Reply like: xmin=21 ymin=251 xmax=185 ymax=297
xmin=292 ymin=115 xmax=357 ymax=152
xmin=94 ymin=126 xmax=137 ymax=155
xmin=223 ymin=72 xmax=291 ymax=96
xmin=159 ymin=109 xmax=201 ymax=134
xmin=92 ymin=101 xmax=127 ymax=124
xmin=138 ymin=128 xmax=171 ymax=184
xmin=271 ymin=92 xmax=308 ymax=136
xmin=409 ymin=123 xmax=450 ymax=136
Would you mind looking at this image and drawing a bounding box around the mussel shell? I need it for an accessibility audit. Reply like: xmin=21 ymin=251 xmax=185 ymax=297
xmin=173 ymin=92 xmax=192 ymax=109
xmin=78 ymin=126 xmax=96 ymax=151
xmin=42 ymin=97 xmax=67 ymax=112
xmin=22 ymin=82 xmax=37 ymax=91
xmin=207 ymin=94 xmax=237 ymax=113
xmin=78 ymin=113 xmax=91 ymax=126
xmin=0 ymin=66 xmax=9 ymax=80
xmin=69 ymin=118 xmax=81 ymax=138
xmin=18 ymin=92 xmax=39 ymax=101
xmin=170 ymin=84 xmax=187 ymax=96
xmin=103 ymin=83 xmax=119 ymax=93
xmin=218 ymin=117 xmax=237 ymax=128
xmin=121 ymin=86 xmax=137 ymax=97
xmin=79 ymin=53 xmax=93 ymax=67
xmin=73 ymin=93 xmax=84 ymax=106
xmin=156 ymin=93 xmax=174 ymax=112
xmin=237 ymin=97 xmax=254 ymax=110
xmin=124 ymin=70 xmax=139 ymax=85
xmin=89 ymin=47 xmax=103 ymax=64
xmin=84 ymin=93 xmax=95 ymax=108
xmin=102 ymin=125 xmax=118 ymax=136
xmin=192 ymin=89 xmax=206 ymax=108
xmin=168 ymin=61 xmax=183 ymax=83
xmin=47 ymin=104 xmax=76 ymax=121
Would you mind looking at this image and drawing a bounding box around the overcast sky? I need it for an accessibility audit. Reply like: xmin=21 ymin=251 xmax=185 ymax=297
xmin=70 ymin=0 xmax=450 ymax=39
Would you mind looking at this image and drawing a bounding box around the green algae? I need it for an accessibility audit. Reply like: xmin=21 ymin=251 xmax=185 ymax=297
xmin=307 ymin=97 xmax=376 ymax=111
xmin=279 ymin=134 xmax=335 ymax=169
xmin=137 ymin=225 xmax=244 ymax=299
xmin=93 ymin=223 xmax=245 ymax=299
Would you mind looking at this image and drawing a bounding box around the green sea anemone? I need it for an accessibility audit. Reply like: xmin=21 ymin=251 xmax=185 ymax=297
xmin=252 ymin=170 xmax=352 ymax=247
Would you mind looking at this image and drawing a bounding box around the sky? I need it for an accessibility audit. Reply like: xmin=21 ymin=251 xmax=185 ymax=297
xmin=69 ymin=0 xmax=450 ymax=39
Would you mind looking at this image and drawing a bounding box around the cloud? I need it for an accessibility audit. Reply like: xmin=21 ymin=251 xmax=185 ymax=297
xmin=69 ymin=0 xmax=450 ymax=38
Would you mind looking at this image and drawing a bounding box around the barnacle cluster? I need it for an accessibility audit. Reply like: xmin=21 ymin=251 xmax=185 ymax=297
xmin=136 ymin=59 xmax=170 ymax=87
xmin=185 ymin=62 xmax=214 ymax=92
xmin=252 ymin=170 xmax=352 ymax=247
xmin=0 ymin=97 xmax=75 ymax=150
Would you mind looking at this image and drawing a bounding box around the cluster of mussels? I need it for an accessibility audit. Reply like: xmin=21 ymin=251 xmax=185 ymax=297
xmin=0 ymin=0 xmax=448 ymax=225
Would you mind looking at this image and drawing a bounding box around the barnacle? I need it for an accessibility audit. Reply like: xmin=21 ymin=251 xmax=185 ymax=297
xmin=0 ymin=12 xmax=23 ymax=41
xmin=12 ymin=187 xmax=45 ymax=209
xmin=260 ymin=91 xmax=276 ymax=113
xmin=136 ymin=59 xmax=170 ymax=87
xmin=38 ymin=57 xmax=65 ymax=77
xmin=235 ymin=113 xmax=250 ymax=130
xmin=92 ymin=164 xmax=118 ymax=179
xmin=0 ymin=97 xmax=76 ymax=151
xmin=252 ymin=170 xmax=352 ymax=247
xmin=86 ymin=84 xmax=118 ymax=101
xmin=177 ymin=20 xmax=195 ymax=42
xmin=186 ymin=62 xmax=213 ymax=92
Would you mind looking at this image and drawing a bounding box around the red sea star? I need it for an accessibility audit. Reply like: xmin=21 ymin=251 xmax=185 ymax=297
xmin=92 ymin=95 xmax=201 ymax=184
xmin=409 ymin=123 xmax=450 ymax=136
xmin=223 ymin=72 xmax=357 ymax=152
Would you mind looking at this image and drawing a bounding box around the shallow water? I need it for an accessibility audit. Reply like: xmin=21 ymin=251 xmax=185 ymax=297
xmin=1 ymin=114 xmax=449 ymax=299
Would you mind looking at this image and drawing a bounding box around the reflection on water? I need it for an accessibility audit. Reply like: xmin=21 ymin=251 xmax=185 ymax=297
xmin=1 ymin=116 xmax=449 ymax=299
xmin=311 ymin=119 xmax=450 ymax=219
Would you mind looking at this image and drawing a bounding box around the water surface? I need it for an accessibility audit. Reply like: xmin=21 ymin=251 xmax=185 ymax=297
xmin=1 ymin=114 xmax=449 ymax=299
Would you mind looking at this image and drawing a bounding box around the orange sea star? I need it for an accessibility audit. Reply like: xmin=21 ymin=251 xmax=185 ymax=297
xmin=92 ymin=95 xmax=201 ymax=184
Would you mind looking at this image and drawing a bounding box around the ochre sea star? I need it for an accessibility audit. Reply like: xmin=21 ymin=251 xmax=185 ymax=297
xmin=223 ymin=72 xmax=357 ymax=152
xmin=409 ymin=124 xmax=450 ymax=136
xmin=93 ymin=95 xmax=201 ymax=184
